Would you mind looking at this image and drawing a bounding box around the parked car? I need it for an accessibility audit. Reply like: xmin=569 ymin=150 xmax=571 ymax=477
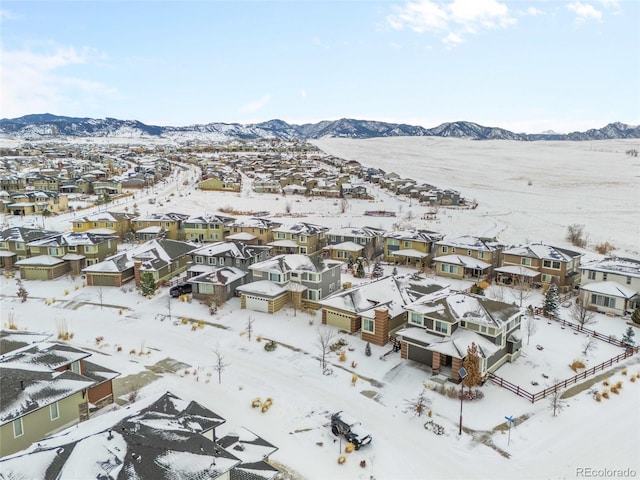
xmin=330 ymin=411 xmax=372 ymax=449
xmin=170 ymin=283 xmax=192 ymax=297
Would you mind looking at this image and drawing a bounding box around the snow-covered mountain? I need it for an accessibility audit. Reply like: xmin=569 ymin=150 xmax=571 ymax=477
xmin=0 ymin=114 xmax=638 ymax=141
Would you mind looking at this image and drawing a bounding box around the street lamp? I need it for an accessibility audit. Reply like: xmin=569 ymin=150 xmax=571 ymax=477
xmin=458 ymin=367 xmax=468 ymax=435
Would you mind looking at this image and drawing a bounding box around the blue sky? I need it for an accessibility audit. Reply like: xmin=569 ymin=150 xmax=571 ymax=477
xmin=1 ymin=0 xmax=638 ymax=133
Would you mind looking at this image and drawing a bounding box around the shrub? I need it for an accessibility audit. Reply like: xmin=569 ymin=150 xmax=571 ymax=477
xmin=566 ymin=224 xmax=587 ymax=248
xmin=594 ymin=241 xmax=615 ymax=255
xmin=339 ymin=351 xmax=347 ymax=362
xmin=95 ymin=336 xmax=104 ymax=345
xmin=630 ymin=376 xmax=636 ymax=383
xmin=129 ymin=349 xmax=136 ymax=355
xmin=337 ymin=456 xmax=346 ymax=465
xmin=264 ymin=340 xmax=277 ymax=351
xmin=603 ymin=379 xmax=610 ymax=386
xmin=622 ymin=369 xmax=627 ymax=375
xmin=595 ymin=393 xmax=602 ymax=402
xmin=602 ymin=390 xmax=609 ymax=399
xmin=611 ymin=386 xmax=619 ymax=394
xmin=344 ymin=443 xmax=355 ymax=453
xmin=570 ymin=360 xmax=586 ymax=372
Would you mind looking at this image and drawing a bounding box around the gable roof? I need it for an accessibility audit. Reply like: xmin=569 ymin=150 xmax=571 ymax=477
xmin=503 ymin=243 xmax=583 ymax=262
xmin=579 ymin=256 xmax=640 ymax=279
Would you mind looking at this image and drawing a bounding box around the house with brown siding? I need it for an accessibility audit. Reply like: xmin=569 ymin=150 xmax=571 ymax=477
xmin=319 ymin=274 xmax=448 ymax=346
xmin=383 ymin=229 xmax=444 ymax=268
xmin=269 ymin=222 xmax=329 ymax=256
xmin=396 ymin=292 xmax=522 ymax=382
xmin=434 ymin=236 xmax=503 ymax=280
xmin=226 ymin=217 xmax=282 ymax=247
xmin=500 ymin=243 xmax=583 ymax=292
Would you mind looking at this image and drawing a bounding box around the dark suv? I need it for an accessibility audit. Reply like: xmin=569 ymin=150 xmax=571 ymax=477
xmin=170 ymin=283 xmax=192 ymax=297
xmin=330 ymin=411 xmax=372 ymax=449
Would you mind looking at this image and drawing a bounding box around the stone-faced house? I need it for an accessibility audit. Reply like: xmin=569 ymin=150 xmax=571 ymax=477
xmin=0 ymin=331 xmax=119 ymax=457
xmin=396 ymin=292 xmax=522 ymax=382
xmin=500 ymin=243 xmax=583 ymax=292
xmin=0 ymin=391 xmax=279 ymax=480
xmin=269 ymin=222 xmax=329 ymax=256
xmin=319 ymin=274 xmax=448 ymax=345
xmin=237 ymin=254 xmax=342 ymax=313
xmin=578 ymin=257 xmax=640 ymax=316
xmin=433 ymin=236 xmax=504 ymax=280
xmin=383 ymin=229 xmax=444 ymax=268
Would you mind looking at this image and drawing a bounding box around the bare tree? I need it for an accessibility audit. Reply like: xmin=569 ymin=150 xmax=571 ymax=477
xmin=566 ymin=224 xmax=587 ymax=248
xmin=362 ymin=242 xmax=378 ymax=273
xmin=166 ymin=294 xmax=172 ymax=323
xmin=315 ymin=327 xmax=337 ymax=372
xmin=513 ymin=274 xmax=533 ymax=308
xmin=97 ymin=288 xmax=105 ymax=310
xmin=548 ymin=388 xmax=566 ymax=417
xmin=213 ymin=348 xmax=229 ymax=384
xmin=405 ymin=389 xmax=432 ymax=418
xmin=523 ymin=316 xmax=538 ymax=345
xmin=570 ymin=293 xmax=596 ymax=331
xmin=582 ymin=337 xmax=598 ymax=356
xmin=245 ymin=316 xmax=254 ymax=342
xmin=489 ymin=285 xmax=506 ymax=303
xmin=338 ymin=198 xmax=349 ymax=214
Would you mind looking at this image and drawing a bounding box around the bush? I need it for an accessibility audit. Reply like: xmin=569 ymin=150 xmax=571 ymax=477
xmin=264 ymin=340 xmax=277 ymax=352
xmin=566 ymin=224 xmax=587 ymax=248
xmin=570 ymin=360 xmax=586 ymax=372
xmin=339 ymin=351 xmax=347 ymax=362
xmin=594 ymin=241 xmax=615 ymax=255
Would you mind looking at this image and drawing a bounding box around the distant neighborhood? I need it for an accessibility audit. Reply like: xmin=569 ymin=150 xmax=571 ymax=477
xmin=1 ymin=138 xmax=639 ymax=468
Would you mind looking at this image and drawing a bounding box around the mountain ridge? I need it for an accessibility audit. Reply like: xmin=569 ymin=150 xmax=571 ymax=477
xmin=1 ymin=114 xmax=638 ymax=141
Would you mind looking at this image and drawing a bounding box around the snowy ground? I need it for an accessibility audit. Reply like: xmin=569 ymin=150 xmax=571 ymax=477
xmin=1 ymin=137 xmax=639 ymax=479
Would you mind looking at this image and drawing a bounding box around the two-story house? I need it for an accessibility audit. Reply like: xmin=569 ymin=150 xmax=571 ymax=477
xmin=433 ymin=236 xmax=504 ymax=281
xmin=269 ymin=222 xmax=329 ymax=256
xmin=71 ymin=211 xmax=136 ymax=239
xmin=383 ymin=229 xmax=444 ymax=268
xmin=237 ymin=254 xmax=342 ymax=313
xmin=324 ymin=226 xmax=385 ymax=262
xmin=186 ymin=241 xmax=271 ymax=301
xmin=0 ymin=330 xmax=119 ymax=457
xmin=132 ymin=212 xmax=189 ymax=241
xmin=396 ymin=291 xmax=522 ymax=382
xmin=181 ymin=214 xmax=236 ymax=244
xmin=499 ymin=243 xmax=583 ymax=292
xmin=578 ymin=257 xmax=640 ymax=316
xmin=226 ymin=217 xmax=282 ymax=246
xmin=0 ymin=227 xmax=57 ymax=270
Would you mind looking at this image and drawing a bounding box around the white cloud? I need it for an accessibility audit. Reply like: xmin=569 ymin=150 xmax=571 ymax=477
xmin=0 ymin=45 xmax=117 ymax=118
xmin=239 ymin=94 xmax=272 ymax=113
xmin=387 ymin=0 xmax=515 ymax=45
xmin=567 ymin=2 xmax=602 ymax=22
xmin=525 ymin=6 xmax=546 ymax=16
xmin=598 ymin=0 xmax=619 ymax=9
xmin=300 ymin=89 xmax=307 ymax=98
xmin=0 ymin=9 xmax=21 ymax=20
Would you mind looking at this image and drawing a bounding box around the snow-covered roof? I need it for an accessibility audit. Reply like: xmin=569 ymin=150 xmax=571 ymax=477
xmin=503 ymin=243 xmax=582 ymax=262
xmin=494 ymin=265 xmax=541 ymax=278
xmin=236 ymin=280 xmax=287 ymax=297
xmin=323 ymin=241 xmax=364 ymax=252
xmin=579 ymin=256 xmax=640 ymax=278
xmin=580 ymin=281 xmax=637 ymax=299
xmin=391 ymin=248 xmax=428 ymax=258
xmin=15 ymin=254 xmax=64 ymax=266
xmin=433 ymin=254 xmax=491 ymax=270
xmin=436 ymin=235 xmax=503 ymax=252
xmin=226 ymin=232 xmax=257 ymax=241
xmin=267 ymin=239 xmax=299 ymax=248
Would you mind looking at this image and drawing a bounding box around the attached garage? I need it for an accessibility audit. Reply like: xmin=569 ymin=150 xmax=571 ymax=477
xmin=87 ymin=274 xmax=121 ymax=287
xmin=407 ymin=343 xmax=432 ymax=366
xmin=245 ymin=294 xmax=270 ymax=313
xmin=324 ymin=309 xmax=354 ymax=332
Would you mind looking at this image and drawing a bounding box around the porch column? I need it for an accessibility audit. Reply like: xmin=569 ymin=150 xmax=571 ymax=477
xmin=432 ymin=352 xmax=441 ymax=373
xmin=452 ymin=357 xmax=463 ymax=381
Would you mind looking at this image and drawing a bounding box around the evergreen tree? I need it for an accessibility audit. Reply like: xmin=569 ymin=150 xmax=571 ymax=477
xmin=543 ymin=283 xmax=559 ymax=317
xmin=356 ymin=258 xmax=365 ymax=278
xmin=365 ymin=342 xmax=372 ymax=357
xmin=462 ymin=342 xmax=482 ymax=394
xmin=372 ymin=262 xmax=384 ymax=279
xmin=632 ymin=306 xmax=640 ymax=325
xmin=140 ymin=272 xmax=157 ymax=296
xmin=621 ymin=326 xmax=636 ymax=347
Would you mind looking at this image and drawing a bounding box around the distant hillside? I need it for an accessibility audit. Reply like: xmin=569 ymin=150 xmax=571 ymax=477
xmin=0 ymin=114 xmax=638 ymax=141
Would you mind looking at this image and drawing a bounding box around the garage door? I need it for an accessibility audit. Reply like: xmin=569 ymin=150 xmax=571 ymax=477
xmin=245 ymin=295 xmax=270 ymax=313
xmin=325 ymin=310 xmax=352 ymax=331
xmin=89 ymin=274 xmax=118 ymax=287
xmin=407 ymin=344 xmax=432 ymax=366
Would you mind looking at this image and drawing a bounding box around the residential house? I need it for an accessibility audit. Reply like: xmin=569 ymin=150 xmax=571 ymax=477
xmin=383 ymin=229 xmax=444 ymax=268
xmin=132 ymin=212 xmax=189 ymax=241
xmin=396 ymin=291 xmax=522 ymax=382
xmin=83 ymin=238 xmax=197 ymax=288
xmin=325 ymin=226 xmax=385 ymax=262
xmin=0 ymin=330 xmax=119 ymax=457
xmin=433 ymin=236 xmax=504 ymax=281
xmin=269 ymin=222 xmax=329 ymax=256
xmin=226 ymin=217 xmax=282 ymax=246
xmin=186 ymin=241 xmax=271 ymax=301
xmin=0 ymin=227 xmax=57 ymax=270
xmin=3 ymin=191 xmax=68 ymax=216
xmin=0 ymin=391 xmax=279 ymax=480
xmin=500 ymin=243 xmax=583 ymax=292
xmin=199 ymin=170 xmax=242 ymax=192
xmin=319 ymin=274 xmax=448 ymax=345
xmin=182 ymin=214 xmax=236 ymax=244
xmin=238 ymin=254 xmax=342 ymax=313
xmin=26 ymin=231 xmax=118 ymax=270
xmin=71 ymin=211 xmax=136 ymax=239
xmin=578 ymin=257 xmax=640 ymax=315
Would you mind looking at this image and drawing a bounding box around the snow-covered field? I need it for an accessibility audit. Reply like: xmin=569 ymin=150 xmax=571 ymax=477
xmin=1 ymin=137 xmax=639 ymax=479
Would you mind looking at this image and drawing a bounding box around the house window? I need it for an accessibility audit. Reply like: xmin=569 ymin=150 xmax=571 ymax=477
xmin=478 ymin=251 xmax=485 ymax=259
xmin=521 ymin=258 xmax=532 ymax=266
xmin=363 ymin=318 xmax=375 ymax=333
xmin=441 ymin=246 xmax=448 ymax=253
xmin=627 ymin=276 xmax=632 ymax=285
xmin=409 ymin=312 xmax=423 ymax=326
xmin=591 ymin=294 xmax=615 ymax=308
xmin=467 ymin=250 xmax=472 ymax=256
xmin=299 ymin=235 xmax=307 ymax=243
xmin=208 ymin=257 xmax=216 ymax=265
xmin=50 ymin=402 xmax=60 ymax=421
xmin=276 ymin=232 xmax=286 ymax=239
xmin=71 ymin=361 xmax=81 ymax=374
xmin=403 ymin=241 xmax=411 ymax=248
xmin=269 ymin=273 xmax=281 ymax=282
xmin=195 ymin=256 xmax=203 ymax=264
xmin=13 ymin=418 xmax=23 ymax=438
xmin=435 ymin=321 xmax=448 ymax=334
xmin=602 ymin=273 xmax=608 ymax=281
xmin=299 ymin=247 xmax=307 ymax=255
xmin=307 ymin=289 xmax=320 ymax=301
xmin=451 ymin=247 xmax=456 ymax=254
xmin=588 ymin=271 xmax=596 ymax=280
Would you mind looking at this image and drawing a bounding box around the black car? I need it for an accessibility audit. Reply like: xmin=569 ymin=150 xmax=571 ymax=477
xmin=169 ymin=283 xmax=192 ymax=297
xmin=330 ymin=411 xmax=372 ymax=449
